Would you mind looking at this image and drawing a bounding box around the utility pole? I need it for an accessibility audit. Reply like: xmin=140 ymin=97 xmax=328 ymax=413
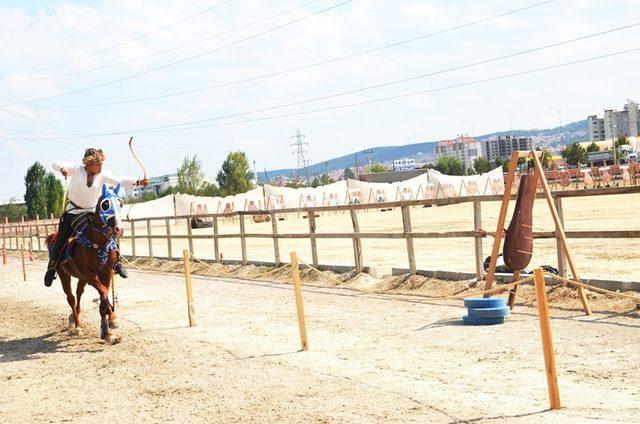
xmin=608 ymin=110 xmax=618 ymax=165
xmin=253 ymin=159 xmax=257 ymax=184
xmin=354 ymin=153 xmax=359 ymax=179
xmin=362 ymin=149 xmax=374 ymax=172
xmin=290 ymin=128 xmax=308 ymax=182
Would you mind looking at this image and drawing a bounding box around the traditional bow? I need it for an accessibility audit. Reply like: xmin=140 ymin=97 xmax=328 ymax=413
xmin=128 ymin=137 xmax=147 ymax=181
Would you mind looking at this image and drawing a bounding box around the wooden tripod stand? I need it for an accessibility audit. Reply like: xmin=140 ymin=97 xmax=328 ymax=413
xmin=482 ymin=150 xmax=591 ymax=315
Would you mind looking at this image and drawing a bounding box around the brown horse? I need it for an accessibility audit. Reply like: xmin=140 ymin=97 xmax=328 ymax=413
xmin=46 ymin=184 xmax=124 ymax=343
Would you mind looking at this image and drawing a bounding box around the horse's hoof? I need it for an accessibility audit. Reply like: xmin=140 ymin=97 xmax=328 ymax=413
xmin=108 ymin=320 xmax=118 ymax=329
xmin=77 ymin=321 xmax=87 ymax=329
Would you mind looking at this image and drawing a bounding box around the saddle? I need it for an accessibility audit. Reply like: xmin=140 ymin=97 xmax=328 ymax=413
xmin=503 ymin=170 xmax=538 ymax=271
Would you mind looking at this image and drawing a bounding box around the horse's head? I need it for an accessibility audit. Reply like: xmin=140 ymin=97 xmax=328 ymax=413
xmin=95 ymin=183 xmax=124 ymax=237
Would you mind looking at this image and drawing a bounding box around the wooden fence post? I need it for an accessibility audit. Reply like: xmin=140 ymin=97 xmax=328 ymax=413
xmin=20 ymin=244 xmax=26 ymax=281
xmin=213 ymin=216 xmax=220 ymax=262
xmin=401 ymin=205 xmax=417 ymax=275
xmin=146 ymin=219 xmax=153 ymax=257
xmin=239 ymin=214 xmax=247 ymax=265
xmin=533 ymin=268 xmax=561 ymax=410
xmin=165 ymin=218 xmax=172 ymax=259
xmin=553 ymin=197 xmax=567 ymax=279
xmin=308 ymin=210 xmax=318 ymax=268
xmin=131 ymin=220 xmax=137 ymax=258
xmin=473 ymin=200 xmax=484 ymax=281
xmin=350 ymin=209 xmax=363 ymax=273
xmin=290 ymin=252 xmax=308 ymax=351
xmin=182 ymin=249 xmax=196 ymax=327
xmin=186 ymin=218 xmax=194 ymax=255
xmin=111 ymin=275 xmax=118 ymax=311
xmin=271 ymin=212 xmax=280 ymax=266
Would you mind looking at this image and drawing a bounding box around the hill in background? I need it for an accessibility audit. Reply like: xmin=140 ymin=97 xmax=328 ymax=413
xmin=265 ymin=120 xmax=588 ymax=179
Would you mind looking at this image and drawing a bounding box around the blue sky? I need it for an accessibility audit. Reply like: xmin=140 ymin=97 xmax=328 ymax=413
xmin=1 ymin=0 xmax=639 ymax=202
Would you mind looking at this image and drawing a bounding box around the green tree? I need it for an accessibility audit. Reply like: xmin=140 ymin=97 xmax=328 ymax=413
xmin=0 ymin=198 xmax=27 ymax=222
xmin=216 ymin=151 xmax=254 ymax=196
xmin=125 ymin=191 xmax=159 ymax=204
xmin=177 ymin=155 xmax=205 ymax=195
xmin=586 ymin=142 xmax=600 ymax=153
xmin=473 ymin=157 xmax=492 ymax=174
xmin=285 ymin=181 xmax=305 ymax=189
xmin=561 ymin=142 xmax=588 ymax=166
xmin=310 ymin=177 xmax=320 ymax=188
xmin=320 ymin=174 xmax=334 ymax=185
xmin=198 ymin=181 xmax=219 ymax=197
xmin=44 ymin=172 xmax=64 ymax=217
xmin=434 ymin=156 xmax=464 ymax=175
xmin=24 ymin=162 xmax=48 ymax=219
xmin=616 ymin=135 xmax=629 ymax=148
xmin=370 ymin=163 xmax=387 ymax=173
xmin=535 ymin=147 xmax=553 ymax=169
xmin=343 ymin=168 xmax=355 ymax=179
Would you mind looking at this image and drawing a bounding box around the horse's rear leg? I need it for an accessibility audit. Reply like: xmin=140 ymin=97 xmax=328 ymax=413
xmin=75 ymin=281 xmax=87 ymax=328
xmin=60 ymin=272 xmax=79 ymax=331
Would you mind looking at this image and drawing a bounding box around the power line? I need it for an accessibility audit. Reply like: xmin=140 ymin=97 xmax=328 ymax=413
xmin=25 ymin=0 xmax=558 ymax=109
xmin=2 ymin=0 xmax=324 ymax=84
xmin=2 ymin=0 xmax=353 ymax=107
xmin=3 ymin=46 xmax=638 ymax=141
xmin=5 ymin=0 xmax=235 ymax=78
xmin=131 ymin=22 xmax=640 ymax=133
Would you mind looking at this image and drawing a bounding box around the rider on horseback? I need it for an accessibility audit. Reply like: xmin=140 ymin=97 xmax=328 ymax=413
xmin=44 ymin=148 xmax=148 ymax=287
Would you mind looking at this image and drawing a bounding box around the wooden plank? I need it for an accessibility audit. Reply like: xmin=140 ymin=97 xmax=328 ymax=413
xmin=401 ymin=205 xmax=417 ymax=274
xmin=289 ymin=252 xmax=308 ymax=351
xmin=146 ymin=219 xmax=153 ymax=257
xmin=473 ymin=200 xmax=483 ymax=281
xmin=554 ymin=197 xmax=567 ymax=278
xmin=239 ymin=214 xmax=247 ymax=265
xmin=307 ymin=212 xmax=318 ymax=268
xmin=350 ymin=209 xmax=363 ymax=273
xmin=165 ymin=218 xmax=172 ymax=259
xmin=213 ymin=216 xmax=220 ymax=262
xmin=270 ymin=212 xmax=280 ymax=266
xmin=533 ymin=268 xmax=561 ymax=410
xmin=186 ymin=218 xmax=194 ymax=255
xmin=532 ymin=153 xmax=591 ymax=315
xmin=21 ymin=244 xmax=26 ymax=281
xmin=484 ymin=151 xmax=520 ymax=296
xmin=36 ymin=221 xmax=42 ymax=252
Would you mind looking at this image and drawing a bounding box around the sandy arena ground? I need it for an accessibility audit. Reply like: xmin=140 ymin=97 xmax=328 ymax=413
xmin=105 ymin=193 xmax=640 ymax=282
xmin=1 ymin=256 xmax=639 ymax=423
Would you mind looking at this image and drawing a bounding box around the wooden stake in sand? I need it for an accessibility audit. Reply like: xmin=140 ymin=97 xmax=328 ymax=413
xmin=2 ymin=243 xmax=6 ymax=265
xmin=289 ymin=252 xmax=308 ymax=351
xmin=182 ymin=249 xmax=196 ymax=327
xmin=20 ymin=244 xmax=26 ymax=281
xmin=533 ymin=268 xmax=561 ymax=410
xmin=111 ymin=275 xmax=118 ymax=311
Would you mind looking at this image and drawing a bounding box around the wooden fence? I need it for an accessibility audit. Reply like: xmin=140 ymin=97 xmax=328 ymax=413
xmin=2 ymin=186 xmax=640 ymax=280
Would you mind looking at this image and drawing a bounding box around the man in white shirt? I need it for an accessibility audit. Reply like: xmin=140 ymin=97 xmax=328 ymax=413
xmin=45 ymin=148 xmax=148 ymax=287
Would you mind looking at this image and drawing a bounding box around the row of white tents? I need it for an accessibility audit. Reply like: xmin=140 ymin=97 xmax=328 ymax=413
xmin=123 ymin=167 xmax=505 ymax=220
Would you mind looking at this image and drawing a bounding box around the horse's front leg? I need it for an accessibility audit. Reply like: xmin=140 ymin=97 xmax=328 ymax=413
xmin=59 ymin=270 xmax=79 ymax=332
xmin=75 ymin=281 xmax=87 ymax=328
xmin=89 ymin=273 xmax=114 ymax=343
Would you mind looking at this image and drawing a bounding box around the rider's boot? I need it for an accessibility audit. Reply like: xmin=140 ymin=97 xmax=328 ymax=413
xmin=44 ymin=258 xmax=57 ymax=287
xmin=114 ymin=261 xmax=128 ymax=278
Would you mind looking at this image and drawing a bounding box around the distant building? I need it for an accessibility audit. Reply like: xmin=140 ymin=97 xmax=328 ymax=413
xmin=587 ymin=99 xmax=640 ymax=142
xmin=481 ymin=135 xmax=533 ymax=164
xmin=435 ymin=136 xmax=480 ymax=169
xmin=125 ymin=173 xmax=178 ymax=199
xmin=392 ymin=158 xmax=416 ymax=171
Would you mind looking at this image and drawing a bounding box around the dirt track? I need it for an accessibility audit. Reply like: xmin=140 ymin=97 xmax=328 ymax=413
xmin=1 ymin=258 xmax=640 ymax=423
